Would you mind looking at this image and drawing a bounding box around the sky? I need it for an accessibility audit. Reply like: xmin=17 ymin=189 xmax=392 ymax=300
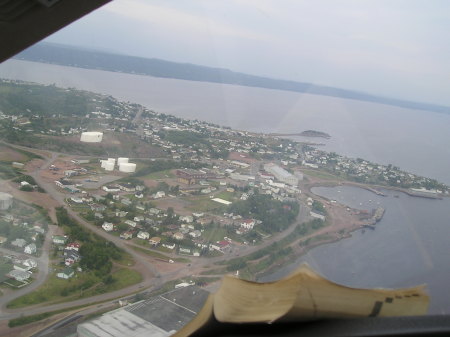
xmin=44 ymin=0 xmax=450 ymax=105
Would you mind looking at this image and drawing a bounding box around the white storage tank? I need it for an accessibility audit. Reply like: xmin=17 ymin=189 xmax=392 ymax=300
xmin=104 ymin=162 xmax=115 ymax=171
xmin=100 ymin=160 xmax=108 ymax=168
xmin=0 ymin=192 xmax=13 ymax=210
xmin=117 ymin=157 xmax=129 ymax=165
xmin=80 ymin=132 xmax=103 ymax=143
xmin=119 ymin=163 xmax=136 ymax=173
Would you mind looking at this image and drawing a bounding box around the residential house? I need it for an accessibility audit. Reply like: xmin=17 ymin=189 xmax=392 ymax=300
xmin=102 ymin=185 xmax=120 ymax=193
xmin=179 ymin=215 xmax=194 ymax=223
xmin=189 ymin=230 xmax=201 ymax=238
xmin=149 ymin=237 xmax=161 ymax=246
xmin=13 ymin=263 xmax=32 ymax=272
xmin=120 ymin=231 xmax=133 ymax=240
xmin=102 ymin=222 xmax=114 ymax=232
xmin=134 ymin=215 xmax=145 ymax=222
xmin=121 ymin=198 xmax=132 ymax=206
xmin=162 ymin=242 xmax=175 ymax=250
xmin=24 ymin=243 xmax=37 ymax=255
xmin=240 ymin=219 xmax=256 ymax=230
xmin=124 ymin=220 xmax=137 ymax=228
xmin=90 ymin=204 xmax=106 ymax=212
xmin=57 ymin=267 xmax=74 ymax=279
xmin=65 ymin=250 xmax=81 ymax=266
xmin=137 ymin=231 xmax=150 ymax=240
xmin=152 ymin=191 xmax=165 ymax=199
xmin=7 ymin=269 xmax=31 ymax=282
xmin=23 ymin=259 xmax=37 ymax=269
xmin=173 ymin=232 xmax=184 ymax=240
xmin=66 ymin=242 xmax=81 ymax=251
xmin=148 ymin=208 xmax=161 ymax=215
xmin=52 ymin=235 xmax=68 ymax=245
xmin=115 ymin=211 xmax=128 ymax=218
xmin=11 ymin=238 xmax=27 ymax=248
xmin=118 ymin=183 xmax=135 ymax=192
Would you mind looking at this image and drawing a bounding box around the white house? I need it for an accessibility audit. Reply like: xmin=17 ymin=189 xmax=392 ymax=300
xmin=23 ymin=259 xmax=37 ymax=269
xmin=7 ymin=269 xmax=31 ymax=282
xmin=24 ymin=243 xmax=37 ymax=255
xmin=189 ymin=230 xmax=202 ymax=238
xmin=11 ymin=238 xmax=27 ymax=248
xmin=137 ymin=231 xmax=150 ymax=240
xmin=102 ymin=222 xmax=114 ymax=232
xmin=152 ymin=191 xmax=165 ymax=199
xmin=124 ymin=220 xmax=137 ymax=228
xmin=102 ymin=185 xmax=120 ymax=192
xmin=240 ymin=219 xmax=256 ymax=230
xmin=57 ymin=267 xmax=74 ymax=279
xmin=179 ymin=215 xmax=194 ymax=223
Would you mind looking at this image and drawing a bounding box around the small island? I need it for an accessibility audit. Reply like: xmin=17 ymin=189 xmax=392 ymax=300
xmin=299 ymin=130 xmax=331 ymax=139
xmin=269 ymin=130 xmax=331 ymax=139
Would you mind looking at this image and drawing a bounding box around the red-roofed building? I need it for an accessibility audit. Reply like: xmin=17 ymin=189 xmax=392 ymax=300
xmin=240 ymin=219 xmax=256 ymax=229
xmin=66 ymin=242 xmax=80 ymax=251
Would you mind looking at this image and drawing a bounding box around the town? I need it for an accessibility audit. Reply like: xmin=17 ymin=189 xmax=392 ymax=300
xmin=0 ymin=80 xmax=448 ymax=333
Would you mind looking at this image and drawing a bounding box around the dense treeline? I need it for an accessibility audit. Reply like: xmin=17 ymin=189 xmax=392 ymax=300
xmin=228 ymin=194 xmax=299 ymax=233
xmin=55 ymin=207 xmax=123 ymax=274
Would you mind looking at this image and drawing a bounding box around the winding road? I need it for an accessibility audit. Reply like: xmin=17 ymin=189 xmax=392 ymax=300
xmin=0 ymin=141 xmax=311 ymax=322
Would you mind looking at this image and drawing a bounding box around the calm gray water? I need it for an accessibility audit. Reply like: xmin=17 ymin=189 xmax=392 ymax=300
xmin=261 ymin=185 xmax=450 ymax=314
xmin=0 ymin=60 xmax=448 ymax=314
xmin=1 ymin=59 xmax=450 ymax=184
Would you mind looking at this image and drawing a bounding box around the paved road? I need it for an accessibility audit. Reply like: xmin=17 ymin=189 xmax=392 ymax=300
xmin=0 ymin=142 xmax=311 ymax=321
xmin=0 ymin=148 xmax=166 ymax=320
xmin=0 ymin=225 xmax=55 ymax=308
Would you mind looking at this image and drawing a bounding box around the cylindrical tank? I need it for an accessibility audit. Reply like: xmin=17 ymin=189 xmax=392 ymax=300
xmin=119 ymin=163 xmax=136 ymax=173
xmin=104 ymin=162 xmax=115 ymax=171
xmin=0 ymin=192 xmax=13 ymax=210
xmin=117 ymin=157 xmax=129 ymax=165
xmin=80 ymin=131 xmax=103 ymax=143
xmin=100 ymin=160 xmax=108 ymax=168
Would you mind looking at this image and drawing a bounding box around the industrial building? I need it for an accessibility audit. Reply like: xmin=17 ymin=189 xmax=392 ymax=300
xmin=77 ymin=285 xmax=209 ymax=337
xmin=176 ymin=169 xmax=215 ymax=185
xmin=80 ymin=131 xmax=103 ymax=143
xmin=0 ymin=192 xmax=13 ymax=210
xmin=264 ymin=163 xmax=299 ymax=186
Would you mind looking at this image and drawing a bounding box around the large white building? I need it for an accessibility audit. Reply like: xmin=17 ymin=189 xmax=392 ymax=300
xmin=0 ymin=192 xmax=13 ymax=210
xmin=264 ymin=163 xmax=299 ymax=186
xmin=80 ymin=131 xmax=103 ymax=143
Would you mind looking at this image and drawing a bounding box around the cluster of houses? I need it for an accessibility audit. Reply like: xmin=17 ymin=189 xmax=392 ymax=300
xmin=1 ymin=212 xmax=46 ymax=255
xmin=52 ymin=235 xmax=81 ymax=279
xmin=4 ymin=256 xmax=37 ymax=283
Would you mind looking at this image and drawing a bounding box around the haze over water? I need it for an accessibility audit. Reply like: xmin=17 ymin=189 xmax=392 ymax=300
xmin=1 ymin=59 xmax=450 ymax=185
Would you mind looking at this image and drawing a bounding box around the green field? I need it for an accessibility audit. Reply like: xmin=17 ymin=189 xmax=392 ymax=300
xmin=185 ymin=196 xmax=227 ymax=213
xmin=129 ymin=245 xmax=190 ymax=263
xmin=302 ymin=169 xmax=342 ymax=180
xmin=214 ymin=191 xmax=236 ymax=201
xmin=143 ymin=169 xmax=175 ymax=180
xmin=7 ymin=267 xmax=141 ymax=309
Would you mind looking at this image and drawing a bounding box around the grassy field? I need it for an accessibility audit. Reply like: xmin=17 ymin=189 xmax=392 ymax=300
xmin=214 ymin=191 xmax=236 ymax=201
xmin=202 ymin=226 xmax=228 ymax=243
xmin=7 ymin=267 xmax=141 ymax=309
xmin=143 ymin=169 xmax=175 ymax=180
xmin=302 ymin=169 xmax=342 ymax=181
xmin=129 ymin=245 xmax=190 ymax=263
xmin=185 ymin=196 xmax=227 ymax=213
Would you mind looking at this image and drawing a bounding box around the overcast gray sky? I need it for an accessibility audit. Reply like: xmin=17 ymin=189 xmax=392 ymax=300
xmin=45 ymin=0 xmax=450 ymax=105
